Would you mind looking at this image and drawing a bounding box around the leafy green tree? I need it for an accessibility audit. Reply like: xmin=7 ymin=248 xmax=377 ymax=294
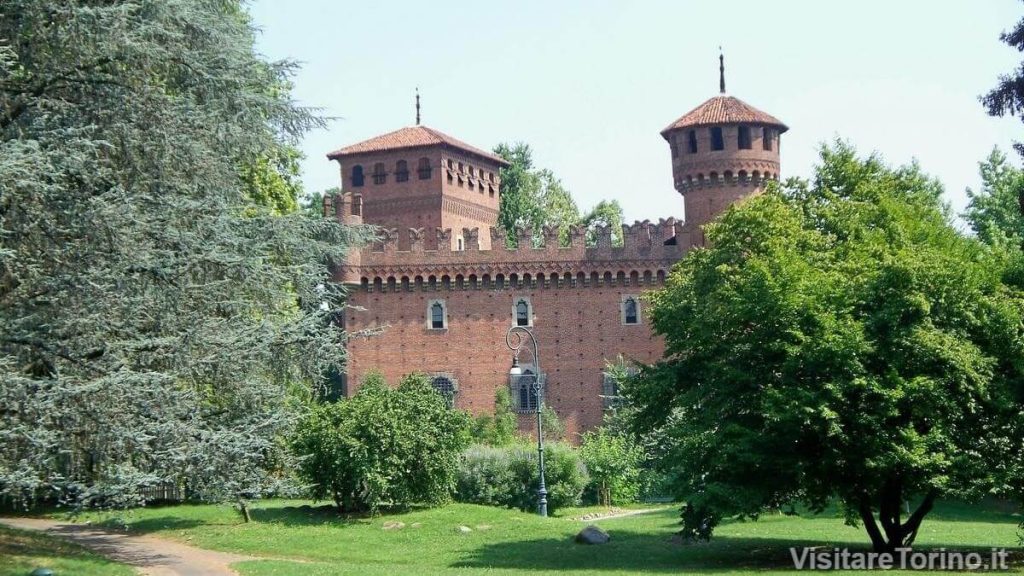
xmin=634 ymin=142 xmax=1024 ymax=551
xmin=965 ymin=149 xmax=1024 ymax=248
xmin=301 ymin=188 xmax=335 ymax=219
xmin=579 ymin=427 xmax=644 ymax=506
xmin=0 ymin=0 xmax=367 ymax=509
xmin=470 ymin=388 xmax=519 ymax=446
xmin=290 ymin=372 xmax=471 ymax=513
xmin=240 ymin=145 xmax=304 ymax=215
xmin=493 ymin=142 xmax=623 ymax=247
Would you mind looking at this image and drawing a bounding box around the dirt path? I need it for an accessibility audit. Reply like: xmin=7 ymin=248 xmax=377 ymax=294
xmin=0 ymin=517 xmax=252 ymax=576
xmin=572 ymin=506 xmax=672 ymax=522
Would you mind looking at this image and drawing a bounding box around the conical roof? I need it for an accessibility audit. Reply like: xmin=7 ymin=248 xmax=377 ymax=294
xmin=661 ymin=95 xmax=787 ymax=138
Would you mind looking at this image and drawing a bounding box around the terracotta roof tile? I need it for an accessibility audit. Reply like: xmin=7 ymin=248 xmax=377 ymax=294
xmin=327 ymin=125 xmax=509 ymax=166
xmin=661 ymin=95 xmax=787 ymax=137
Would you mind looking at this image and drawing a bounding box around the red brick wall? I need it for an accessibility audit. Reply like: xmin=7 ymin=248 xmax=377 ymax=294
xmin=344 ymin=279 xmax=665 ymax=440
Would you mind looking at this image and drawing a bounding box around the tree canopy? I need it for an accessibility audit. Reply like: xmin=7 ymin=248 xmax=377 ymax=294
xmin=965 ymin=148 xmax=1024 ymax=248
xmin=0 ymin=0 xmax=366 ymax=508
xmin=983 ymin=11 xmax=1024 ymax=158
xmin=632 ymin=142 xmax=1024 ymax=552
xmin=493 ymin=142 xmax=624 ymax=246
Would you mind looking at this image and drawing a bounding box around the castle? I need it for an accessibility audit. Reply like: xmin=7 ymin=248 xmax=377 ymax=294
xmin=325 ymin=63 xmax=787 ymax=437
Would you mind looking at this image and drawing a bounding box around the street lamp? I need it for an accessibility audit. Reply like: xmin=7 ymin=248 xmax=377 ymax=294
xmin=506 ymin=325 xmax=548 ymax=517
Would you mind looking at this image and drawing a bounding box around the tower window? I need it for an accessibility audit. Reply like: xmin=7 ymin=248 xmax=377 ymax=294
xmin=513 ymin=297 xmax=532 ymax=327
xmin=430 ymin=374 xmax=457 ymax=408
xmin=351 ymin=165 xmax=365 ymax=187
xmin=372 ymin=162 xmax=386 ymax=185
xmin=417 ymin=157 xmax=432 ymax=179
xmin=710 ymin=127 xmax=724 ymax=151
xmin=456 ymin=236 xmax=464 ymax=251
xmin=738 ymin=126 xmax=751 ymax=149
xmin=395 ymin=160 xmax=409 ymax=182
xmin=428 ymin=299 xmax=447 ymax=330
xmin=621 ymin=295 xmax=640 ymax=325
xmin=687 ymin=130 xmax=697 ymax=153
xmin=763 ymin=127 xmax=774 ymax=151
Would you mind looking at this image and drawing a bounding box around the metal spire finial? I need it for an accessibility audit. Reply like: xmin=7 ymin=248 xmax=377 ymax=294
xmin=415 ymin=87 xmax=421 ymax=125
xmin=719 ymin=47 xmax=725 ymax=94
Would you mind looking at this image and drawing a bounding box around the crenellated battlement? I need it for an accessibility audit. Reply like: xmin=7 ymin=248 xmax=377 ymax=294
xmin=336 ymin=218 xmax=692 ymax=287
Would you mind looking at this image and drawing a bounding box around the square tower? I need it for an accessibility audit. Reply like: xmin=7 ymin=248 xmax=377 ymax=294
xmin=327 ymin=125 xmax=509 ymax=250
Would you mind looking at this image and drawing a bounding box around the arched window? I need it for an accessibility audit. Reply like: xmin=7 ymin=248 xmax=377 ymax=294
xmin=513 ymin=368 xmax=539 ymax=413
xmin=418 ymin=157 xmax=432 ymax=179
xmin=431 ymin=375 xmax=457 ymax=408
xmin=514 ymin=297 xmax=531 ymax=327
xmin=428 ymin=300 xmax=446 ymax=330
xmin=395 ymin=160 xmax=409 ymax=182
xmin=622 ymin=296 xmax=639 ymax=325
xmin=351 ymin=165 xmax=365 ymax=187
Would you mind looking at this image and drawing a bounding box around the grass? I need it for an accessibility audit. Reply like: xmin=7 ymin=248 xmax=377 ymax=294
xmin=46 ymin=499 xmax=1022 ymax=575
xmin=0 ymin=525 xmax=134 ymax=576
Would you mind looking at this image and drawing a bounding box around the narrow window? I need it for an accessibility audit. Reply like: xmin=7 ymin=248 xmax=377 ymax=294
xmin=762 ymin=127 xmax=774 ymax=151
xmin=417 ymin=157 xmax=432 ymax=179
xmin=372 ymin=162 xmax=386 ymax=185
xmin=738 ymin=126 xmax=751 ymax=149
xmin=514 ymin=369 xmax=538 ymax=412
xmin=710 ymin=127 xmax=724 ymax=151
xmin=514 ymin=297 xmax=531 ymax=327
xmin=456 ymin=237 xmax=464 ymax=251
xmin=687 ymin=130 xmax=697 ymax=153
xmin=602 ymin=372 xmax=620 ymax=410
xmin=351 ymin=165 xmax=365 ymax=187
xmin=622 ymin=296 xmax=639 ymax=325
xmin=395 ymin=160 xmax=409 ymax=182
xmin=428 ymin=300 xmax=446 ymax=330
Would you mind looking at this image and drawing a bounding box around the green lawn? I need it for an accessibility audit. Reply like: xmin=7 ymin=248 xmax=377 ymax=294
xmin=50 ymin=499 xmax=1022 ymax=575
xmin=0 ymin=525 xmax=134 ymax=576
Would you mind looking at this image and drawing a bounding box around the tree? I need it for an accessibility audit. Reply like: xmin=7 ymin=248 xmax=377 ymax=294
xmin=0 ymin=1 xmax=367 ymax=509
xmin=579 ymin=427 xmax=644 ymax=506
xmin=633 ymin=142 xmax=1024 ymax=551
xmin=983 ymin=12 xmax=1024 ymax=160
xmin=965 ymin=149 xmax=1024 ymax=248
xmin=290 ymin=372 xmax=471 ymax=513
xmin=493 ymin=142 xmax=624 ymax=247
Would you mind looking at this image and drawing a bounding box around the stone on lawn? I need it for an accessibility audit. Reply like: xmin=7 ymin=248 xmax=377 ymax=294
xmin=457 ymin=525 xmax=473 ymax=533
xmin=575 ymin=525 xmax=610 ymax=545
xmin=382 ymin=521 xmax=405 ymax=530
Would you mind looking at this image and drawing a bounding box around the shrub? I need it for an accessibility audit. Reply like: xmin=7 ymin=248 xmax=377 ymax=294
xmin=469 ymin=388 xmax=518 ymax=446
xmin=579 ymin=428 xmax=645 ymax=506
xmin=290 ymin=372 xmax=470 ymax=513
xmin=455 ymin=442 xmax=588 ymax=514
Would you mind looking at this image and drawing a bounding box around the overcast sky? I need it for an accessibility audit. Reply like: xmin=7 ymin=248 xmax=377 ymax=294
xmin=249 ymin=0 xmax=1022 ymax=227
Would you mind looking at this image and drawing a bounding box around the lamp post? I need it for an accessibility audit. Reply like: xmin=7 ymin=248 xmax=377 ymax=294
xmin=506 ymin=325 xmax=548 ymax=517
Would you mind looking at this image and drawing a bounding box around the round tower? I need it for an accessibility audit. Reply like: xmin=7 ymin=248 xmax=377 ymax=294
xmin=661 ymin=54 xmax=787 ymax=242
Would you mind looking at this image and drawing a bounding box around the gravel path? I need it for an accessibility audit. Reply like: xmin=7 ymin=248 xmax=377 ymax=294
xmin=0 ymin=517 xmax=252 ymax=576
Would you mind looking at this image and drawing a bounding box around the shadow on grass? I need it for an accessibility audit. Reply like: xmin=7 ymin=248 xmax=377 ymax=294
xmin=451 ymin=531 xmax=1024 ymax=573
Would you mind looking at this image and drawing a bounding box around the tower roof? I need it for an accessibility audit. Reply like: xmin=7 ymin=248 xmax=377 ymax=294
xmin=327 ymin=125 xmax=509 ymax=166
xmin=660 ymin=95 xmax=788 ymax=138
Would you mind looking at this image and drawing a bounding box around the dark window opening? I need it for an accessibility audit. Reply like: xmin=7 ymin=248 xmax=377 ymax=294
xmin=624 ymin=298 xmax=638 ymax=324
xmin=430 ymin=302 xmax=444 ymax=329
xmin=515 ymin=299 xmax=530 ymax=326
xmin=418 ymin=157 xmax=432 ymax=179
xmin=351 ymin=165 xmax=365 ymax=187
xmin=738 ymin=126 xmax=751 ymax=149
xmin=710 ymin=127 xmax=724 ymax=151
xmin=514 ymin=369 xmax=539 ymax=413
xmin=395 ymin=160 xmax=409 ymax=182
xmin=431 ymin=376 xmax=456 ymax=407
xmin=763 ymin=127 xmax=774 ymax=151
xmin=687 ymin=130 xmax=697 ymax=153
xmin=372 ymin=162 xmax=386 ymax=185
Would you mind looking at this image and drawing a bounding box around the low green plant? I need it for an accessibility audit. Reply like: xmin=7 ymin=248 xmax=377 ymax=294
xmin=469 ymin=388 xmax=519 ymax=446
xmin=579 ymin=427 xmax=645 ymax=506
xmin=456 ymin=442 xmax=588 ymax=514
xmin=290 ymin=372 xmax=470 ymax=513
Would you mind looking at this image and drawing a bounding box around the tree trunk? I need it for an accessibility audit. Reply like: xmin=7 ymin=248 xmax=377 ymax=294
xmin=237 ymin=499 xmax=251 ymax=523
xmin=858 ymin=481 xmax=938 ymax=553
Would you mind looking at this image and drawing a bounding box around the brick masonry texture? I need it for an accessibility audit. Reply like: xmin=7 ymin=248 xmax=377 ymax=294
xmin=328 ymin=91 xmax=785 ymax=440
